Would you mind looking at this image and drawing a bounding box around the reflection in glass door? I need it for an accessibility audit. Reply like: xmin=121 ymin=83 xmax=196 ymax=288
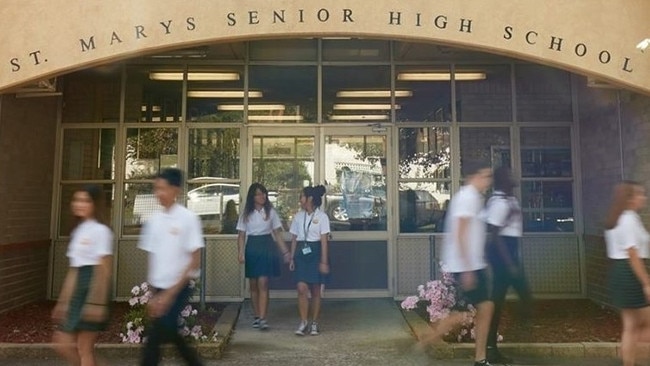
xmin=251 ymin=135 xmax=315 ymax=231
xmin=324 ymin=135 xmax=387 ymax=232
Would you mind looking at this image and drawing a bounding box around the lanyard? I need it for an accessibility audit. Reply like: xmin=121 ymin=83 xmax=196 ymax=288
xmin=303 ymin=210 xmax=316 ymax=243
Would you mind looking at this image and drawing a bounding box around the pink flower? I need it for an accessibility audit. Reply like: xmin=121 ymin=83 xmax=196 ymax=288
xmin=400 ymin=296 xmax=419 ymax=310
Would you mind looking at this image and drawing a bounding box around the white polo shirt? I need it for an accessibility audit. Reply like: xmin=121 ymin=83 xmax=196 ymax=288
xmin=485 ymin=191 xmax=523 ymax=237
xmin=67 ymin=219 xmax=113 ymax=267
xmin=290 ymin=209 xmax=330 ymax=241
xmin=138 ymin=203 xmax=205 ymax=289
xmin=236 ymin=208 xmax=282 ymax=236
xmin=441 ymin=184 xmax=487 ymax=273
xmin=605 ymin=210 xmax=650 ymax=259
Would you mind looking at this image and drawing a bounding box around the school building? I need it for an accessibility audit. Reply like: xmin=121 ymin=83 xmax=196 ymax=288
xmin=1 ymin=0 xmax=649 ymax=313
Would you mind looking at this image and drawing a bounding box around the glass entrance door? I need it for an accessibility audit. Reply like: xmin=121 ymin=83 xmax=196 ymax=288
xmin=249 ymin=126 xmax=391 ymax=297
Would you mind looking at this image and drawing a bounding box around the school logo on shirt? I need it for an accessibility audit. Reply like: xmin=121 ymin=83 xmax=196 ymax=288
xmin=313 ymin=219 xmax=319 ymax=224
xmin=81 ymin=237 xmax=91 ymax=245
xmin=169 ymin=226 xmax=180 ymax=236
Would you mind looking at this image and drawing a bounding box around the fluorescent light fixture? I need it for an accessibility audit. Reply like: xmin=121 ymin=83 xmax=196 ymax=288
xmin=149 ymin=72 xmax=240 ymax=81
xmin=141 ymin=105 xmax=162 ymax=112
xmin=336 ymin=90 xmax=412 ymax=98
xmin=187 ymin=91 xmax=263 ymax=98
xmin=333 ymin=104 xmax=400 ymax=110
xmin=637 ymin=38 xmax=650 ymax=52
xmin=397 ymin=72 xmax=486 ymax=81
xmin=248 ymin=115 xmax=304 ymax=121
xmin=329 ymin=115 xmax=390 ymax=121
xmin=218 ymin=104 xmax=286 ymax=111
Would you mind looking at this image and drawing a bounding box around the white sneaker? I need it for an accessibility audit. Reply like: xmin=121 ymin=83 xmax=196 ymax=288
xmin=295 ymin=320 xmax=308 ymax=336
xmin=259 ymin=318 xmax=269 ymax=330
xmin=252 ymin=317 xmax=260 ymax=328
xmin=310 ymin=322 xmax=320 ymax=335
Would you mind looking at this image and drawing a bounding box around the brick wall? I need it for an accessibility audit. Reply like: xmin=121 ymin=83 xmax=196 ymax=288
xmin=0 ymin=94 xmax=58 ymax=314
xmin=578 ymin=78 xmax=650 ymax=305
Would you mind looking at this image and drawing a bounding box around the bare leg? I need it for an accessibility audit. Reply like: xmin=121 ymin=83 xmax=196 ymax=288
xmin=418 ymin=311 xmax=467 ymax=345
xmin=77 ymin=331 xmax=99 ymax=366
xmin=473 ymin=301 xmax=494 ymax=362
xmin=249 ymin=278 xmax=260 ymax=318
xmin=621 ymin=309 xmax=639 ymax=366
xmin=52 ymin=330 xmax=80 ymax=366
xmin=310 ymin=284 xmax=322 ymax=321
xmin=297 ymin=282 xmax=310 ymax=321
xmin=258 ymin=276 xmax=270 ymax=319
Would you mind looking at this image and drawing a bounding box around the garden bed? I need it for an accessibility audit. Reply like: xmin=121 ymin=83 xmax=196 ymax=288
xmin=0 ymin=300 xmax=225 ymax=344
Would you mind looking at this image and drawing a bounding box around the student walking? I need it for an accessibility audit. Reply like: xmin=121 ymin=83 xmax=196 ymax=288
xmin=52 ymin=184 xmax=113 ymax=366
xmin=138 ymin=168 xmax=204 ymax=366
xmin=436 ymin=161 xmax=494 ymax=366
xmin=605 ymin=181 xmax=650 ymax=366
xmin=237 ymin=183 xmax=291 ymax=330
xmin=484 ymin=166 xmax=533 ymax=364
xmin=289 ymin=185 xmax=330 ymax=336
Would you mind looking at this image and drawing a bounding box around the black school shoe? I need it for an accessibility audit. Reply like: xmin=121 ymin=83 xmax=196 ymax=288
xmin=474 ymin=359 xmax=493 ymax=366
xmin=486 ymin=347 xmax=513 ymax=364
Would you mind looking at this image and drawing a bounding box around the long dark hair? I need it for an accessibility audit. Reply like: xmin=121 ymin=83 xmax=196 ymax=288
xmin=71 ymin=184 xmax=107 ymax=234
xmin=303 ymin=185 xmax=326 ymax=208
xmin=493 ymin=166 xmax=515 ymax=195
xmin=243 ymin=183 xmax=272 ymax=221
xmin=604 ymin=180 xmax=642 ymax=230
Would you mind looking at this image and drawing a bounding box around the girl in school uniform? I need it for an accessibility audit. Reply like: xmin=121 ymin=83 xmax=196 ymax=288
xmin=605 ymin=181 xmax=650 ymax=366
xmin=52 ymin=184 xmax=113 ymax=366
xmin=289 ymin=185 xmax=330 ymax=336
xmin=237 ymin=183 xmax=290 ymax=330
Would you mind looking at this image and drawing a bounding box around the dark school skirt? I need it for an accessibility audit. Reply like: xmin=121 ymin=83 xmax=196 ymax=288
xmin=62 ymin=265 xmax=110 ymax=333
xmin=293 ymin=241 xmax=328 ymax=285
xmin=609 ymin=259 xmax=649 ymax=309
xmin=245 ymin=234 xmax=281 ymax=278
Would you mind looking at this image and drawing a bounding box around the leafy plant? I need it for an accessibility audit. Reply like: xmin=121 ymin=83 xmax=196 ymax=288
xmin=120 ymin=281 xmax=217 ymax=344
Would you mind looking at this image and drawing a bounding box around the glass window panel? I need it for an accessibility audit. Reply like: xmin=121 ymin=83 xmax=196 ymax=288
xmin=61 ymin=129 xmax=116 ymax=180
xmin=188 ymin=128 xmax=240 ymax=180
xmin=394 ymin=41 xmax=510 ymax=62
xmin=252 ymin=136 xmax=315 ymax=231
xmin=516 ymin=64 xmax=573 ymax=122
xmin=187 ymin=181 xmax=240 ymax=234
xmin=522 ymin=181 xmax=573 ymax=210
xmin=523 ymin=211 xmax=574 ymax=232
xmin=399 ymin=183 xmax=450 ymax=233
xmin=249 ymin=39 xmax=317 ymax=61
xmin=187 ymin=66 xmax=245 ymax=123
xmin=205 ymin=43 xmax=246 ymax=60
xmin=125 ymin=66 xmax=183 ymax=123
xmin=399 ymin=127 xmax=450 ymax=179
xmin=460 ymin=127 xmax=511 ymax=171
xmin=323 ymin=66 xmax=391 ymax=123
xmin=323 ymin=39 xmax=390 ymax=61
xmin=456 ymin=65 xmax=512 ymax=122
xmin=396 ymin=66 xmax=452 ymax=122
xmin=124 ymin=183 xmax=159 ymax=235
xmin=62 ymin=66 xmax=121 ymax=123
xmin=521 ymin=127 xmax=572 ymax=178
xmin=248 ymin=66 xmax=317 ymax=123
xmin=324 ymin=135 xmax=387 ymax=231
xmin=125 ymin=128 xmax=178 ymax=180
xmin=59 ymin=184 xmax=114 ymax=236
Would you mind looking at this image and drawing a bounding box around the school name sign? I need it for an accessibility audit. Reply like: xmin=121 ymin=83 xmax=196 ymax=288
xmin=1 ymin=0 xmax=649 ymax=93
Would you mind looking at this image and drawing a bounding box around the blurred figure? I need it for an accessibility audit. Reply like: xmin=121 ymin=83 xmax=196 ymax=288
xmin=485 ymin=166 xmax=532 ymax=364
xmin=52 ymin=185 xmax=113 ymax=366
xmin=237 ymin=183 xmax=290 ymax=330
xmin=138 ymin=168 xmax=204 ymax=366
xmin=605 ymin=181 xmax=650 ymax=366
xmin=289 ymin=185 xmax=330 ymax=336
xmin=436 ymin=161 xmax=494 ymax=366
